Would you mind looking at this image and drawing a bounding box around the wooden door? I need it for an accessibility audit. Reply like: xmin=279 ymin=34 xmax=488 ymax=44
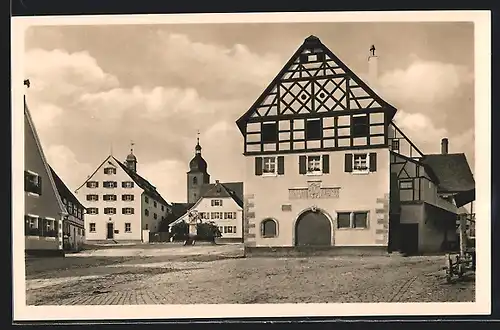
xmin=295 ymin=210 xmax=331 ymax=246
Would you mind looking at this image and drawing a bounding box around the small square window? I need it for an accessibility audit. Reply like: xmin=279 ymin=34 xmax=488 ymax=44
xmin=399 ymin=180 xmax=413 ymax=189
xmin=211 ymin=199 xmax=223 ymax=207
xmin=125 ymin=223 xmax=131 ymax=233
xmin=353 ymin=212 xmax=368 ymax=228
xmin=154 ymin=201 xmax=157 ymax=208
xmin=262 ymin=157 xmax=277 ymax=175
xmin=307 ymin=155 xmax=322 ymax=174
xmin=391 ymin=139 xmax=400 ymax=152
xmin=351 ymin=115 xmax=369 ymax=137
xmin=306 ymin=119 xmax=322 ymax=140
xmin=24 ymin=171 xmax=42 ymax=195
xmin=145 ymin=209 xmax=149 ymax=216
xmin=337 ymin=213 xmax=351 ymax=228
xmin=104 ymin=167 xmax=116 ymax=175
xmin=145 ymin=196 xmax=149 ymax=204
xmin=89 ymin=223 xmax=96 ymax=232
xmin=353 ymin=154 xmax=369 ymax=172
xmin=261 ymin=122 xmax=278 ymax=143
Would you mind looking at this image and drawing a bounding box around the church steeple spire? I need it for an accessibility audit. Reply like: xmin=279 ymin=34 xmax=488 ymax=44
xmin=195 ymin=130 xmax=202 ymax=155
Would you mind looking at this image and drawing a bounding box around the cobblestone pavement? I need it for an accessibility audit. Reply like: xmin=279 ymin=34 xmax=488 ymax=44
xmin=25 ymin=244 xmax=474 ymax=305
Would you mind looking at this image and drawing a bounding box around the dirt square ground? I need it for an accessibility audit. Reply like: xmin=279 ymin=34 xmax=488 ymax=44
xmin=24 ymin=243 xmax=474 ymax=305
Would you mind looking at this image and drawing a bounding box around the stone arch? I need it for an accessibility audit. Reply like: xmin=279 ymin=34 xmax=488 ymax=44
xmin=260 ymin=218 xmax=278 ymax=238
xmin=294 ymin=207 xmax=333 ymax=247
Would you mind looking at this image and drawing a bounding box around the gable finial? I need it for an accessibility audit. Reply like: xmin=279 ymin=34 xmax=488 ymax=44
xmin=197 ymin=130 xmax=200 ymax=145
xmin=130 ymin=140 xmax=135 ymax=153
xmin=24 ymin=79 xmax=30 ymax=88
xmin=370 ymin=44 xmax=376 ymax=57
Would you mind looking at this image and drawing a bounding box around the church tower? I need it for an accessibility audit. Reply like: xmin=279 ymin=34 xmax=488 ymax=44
xmin=125 ymin=142 xmax=137 ymax=173
xmin=187 ymin=132 xmax=210 ymax=204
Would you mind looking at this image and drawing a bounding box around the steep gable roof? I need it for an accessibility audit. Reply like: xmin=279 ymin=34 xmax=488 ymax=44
xmin=49 ymin=166 xmax=85 ymax=210
xmin=24 ymin=96 xmax=66 ymax=215
xmin=421 ymin=153 xmax=475 ymax=194
xmin=199 ymin=181 xmax=244 ymax=208
xmin=113 ymin=157 xmax=171 ymax=207
xmin=236 ymin=35 xmax=397 ymax=133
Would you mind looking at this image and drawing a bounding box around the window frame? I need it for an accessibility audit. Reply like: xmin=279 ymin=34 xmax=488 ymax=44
xmin=305 ymin=118 xmax=322 ymax=140
xmin=103 ymin=181 xmax=117 ymax=188
xmin=25 ymin=170 xmax=42 ymax=195
xmin=104 ymin=167 xmax=117 ymax=175
xmin=89 ymin=223 xmax=96 ymax=233
xmin=122 ymin=181 xmax=135 ymax=188
xmin=261 ymin=121 xmax=278 ymax=143
xmin=262 ymin=156 xmax=277 ymax=176
xmin=306 ymin=155 xmax=322 ymax=176
xmin=103 ymin=194 xmax=117 ymax=202
xmin=352 ymin=153 xmax=370 ymax=174
xmin=336 ymin=211 xmax=369 ymax=230
xmin=351 ymin=114 xmax=370 ymax=138
xmin=104 ymin=207 xmax=117 ymax=215
xmin=125 ymin=223 xmax=131 ymax=233
xmin=211 ymin=199 xmax=223 ymax=207
xmin=122 ymin=207 xmax=134 ymax=215
xmin=87 ymin=207 xmax=99 ymax=215
xmin=261 ymin=218 xmax=278 ymax=238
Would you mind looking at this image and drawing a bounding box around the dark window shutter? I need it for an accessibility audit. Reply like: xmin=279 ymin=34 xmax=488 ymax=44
xmin=369 ymin=153 xmax=377 ymax=172
xmin=322 ymin=155 xmax=330 ymax=174
xmin=24 ymin=171 xmax=29 ymax=192
xmin=122 ymin=208 xmax=125 ymax=214
xmin=114 ymin=181 xmax=118 ymax=188
xmin=345 ymin=154 xmax=353 ymax=172
xmin=277 ymin=156 xmax=285 ymax=175
xmin=37 ymin=176 xmax=42 ymax=195
xmin=299 ymin=156 xmax=307 ymax=174
xmin=131 ymin=208 xmax=135 ymax=214
xmin=122 ymin=182 xmax=126 ymax=188
xmin=255 ymin=157 xmax=263 ymax=176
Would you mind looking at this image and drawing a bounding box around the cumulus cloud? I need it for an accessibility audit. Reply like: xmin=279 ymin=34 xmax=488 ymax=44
xmin=156 ymin=32 xmax=283 ymax=97
xmin=138 ymin=159 xmax=187 ymax=203
xmin=377 ymin=58 xmax=473 ymax=106
xmin=45 ymin=144 xmax=94 ymax=193
xmin=25 ymin=49 xmax=119 ymax=104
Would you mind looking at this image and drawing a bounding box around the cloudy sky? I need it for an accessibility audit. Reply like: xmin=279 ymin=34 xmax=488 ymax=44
xmin=24 ymin=21 xmax=475 ymax=203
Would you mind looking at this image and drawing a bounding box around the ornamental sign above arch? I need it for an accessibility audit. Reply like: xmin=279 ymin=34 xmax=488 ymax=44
xmin=288 ymin=181 xmax=340 ymax=200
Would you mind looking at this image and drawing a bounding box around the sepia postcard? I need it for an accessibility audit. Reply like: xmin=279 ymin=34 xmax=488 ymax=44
xmin=11 ymin=10 xmax=491 ymax=322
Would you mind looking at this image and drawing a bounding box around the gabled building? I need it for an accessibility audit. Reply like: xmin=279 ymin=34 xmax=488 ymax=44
xmin=75 ymin=147 xmax=171 ymax=243
xmin=49 ymin=166 xmax=86 ymax=252
xmin=168 ymin=137 xmax=244 ymax=242
xmin=24 ymin=94 xmax=66 ymax=256
xmin=235 ymin=35 xmax=475 ymax=255
xmin=169 ymin=180 xmax=244 ymax=242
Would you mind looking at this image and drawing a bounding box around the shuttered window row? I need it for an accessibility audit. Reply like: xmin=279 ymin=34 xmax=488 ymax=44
xmin=255 ymin=153 xmax=377 ymax=176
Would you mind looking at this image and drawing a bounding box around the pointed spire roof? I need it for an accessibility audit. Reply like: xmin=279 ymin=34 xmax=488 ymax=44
xmin=189 ymin=131 xmax=207 ymax=173
xmin=235 ymin=35 xmax=397 ymax=133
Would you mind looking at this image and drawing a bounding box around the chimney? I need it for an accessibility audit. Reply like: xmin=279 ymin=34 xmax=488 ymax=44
xmin=441 ymin=138 xmax=449 ymax=155
xmin=368 ymin=44 xmax=378 ymax=87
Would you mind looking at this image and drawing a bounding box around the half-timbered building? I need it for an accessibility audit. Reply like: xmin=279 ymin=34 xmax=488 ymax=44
xmin=236 ymin=35 xmax=475 ymax=254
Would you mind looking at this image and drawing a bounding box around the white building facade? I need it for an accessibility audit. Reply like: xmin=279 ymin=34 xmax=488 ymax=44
xmin=75 ymin=150 xmax=171 ymax=243
xmin=169 ymin=180 xmax=244 ymax=242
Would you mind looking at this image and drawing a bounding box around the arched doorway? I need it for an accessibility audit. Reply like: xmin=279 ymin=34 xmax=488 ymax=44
xmin=295 ymin=209 xmax=332 ymax=246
